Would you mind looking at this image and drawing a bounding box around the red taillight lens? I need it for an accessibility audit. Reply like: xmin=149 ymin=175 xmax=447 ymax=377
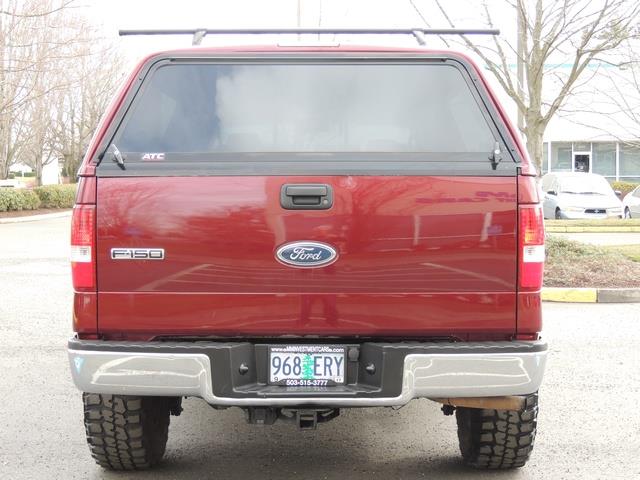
xmin=518 ymin=204 xmax=545 ymax=290
xmin=71 ymin=205 xmax=95 ymax=290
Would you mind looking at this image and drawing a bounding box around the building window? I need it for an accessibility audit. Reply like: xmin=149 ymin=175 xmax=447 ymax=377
xmin=572 ymin=142 xmax=591 ymax=152
xmin=592 ymin=142 xmax=616 ymax=177
xmin=542 ymin=142 xmax=549 ymax=174
xmin=551 ymin=142 xmax=572 ymax=171
xmin=619 ymin=143 xmax=640 ymax=178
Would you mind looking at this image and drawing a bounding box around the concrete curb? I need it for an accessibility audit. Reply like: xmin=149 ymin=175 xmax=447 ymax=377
xmin=542 ymin=287 xmax=640 ymax=303
xmin=546 ymin=226 xmax=640 ymax=233
xmin=0 ymin=210 xmax=71 ymax=224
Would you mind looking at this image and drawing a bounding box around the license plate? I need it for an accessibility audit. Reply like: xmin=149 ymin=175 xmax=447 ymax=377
xmin=269 ymin=345 xmax=346 ymax=386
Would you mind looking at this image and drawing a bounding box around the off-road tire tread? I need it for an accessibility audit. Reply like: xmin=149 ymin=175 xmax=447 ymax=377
xmin=82 ymin=393 xmax=171 ymax=470
xmin=456 ymin=393 xmax=538 ymax=469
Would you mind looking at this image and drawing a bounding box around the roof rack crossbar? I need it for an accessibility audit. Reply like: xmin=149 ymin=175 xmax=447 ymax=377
xmin=118 ymin=27 xmax=499 ymax=46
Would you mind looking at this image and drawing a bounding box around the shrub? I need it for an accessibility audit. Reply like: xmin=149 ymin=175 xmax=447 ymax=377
xmin=0 ymin=184 xmax=76 ymax=212
xmin=0 ymin=188 xmax=41 ymax=212
xmin=21 ymin=189 xmax=41 ymax=210
xmin=611 ymin=181 xmax=639 ymax=198
xmin=0 ymin=189 xmax=19 ymax=212
xmin=545 ymin=235 xmax=640 ymax=288
xmin=33 ymin=184 xmax=76 ymax=208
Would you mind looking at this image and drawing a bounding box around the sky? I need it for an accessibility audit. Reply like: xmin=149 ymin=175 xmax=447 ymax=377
xmin=80 ymin=0 xmax=638 ymax=143
xmin=85 ymin=0 xmax=502 ymax=60
xmin=83 ymin=0 xmax=522 ymax=124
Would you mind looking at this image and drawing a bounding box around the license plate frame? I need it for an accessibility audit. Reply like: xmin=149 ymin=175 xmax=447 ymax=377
xmin=268 ymin=345 xmax=346 ymax=386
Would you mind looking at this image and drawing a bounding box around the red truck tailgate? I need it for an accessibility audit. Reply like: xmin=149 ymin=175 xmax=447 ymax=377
xmin=91 ymin=55 xmax=523 ymax=339
xmin=96 ymin=174 xmax=517 ymax=337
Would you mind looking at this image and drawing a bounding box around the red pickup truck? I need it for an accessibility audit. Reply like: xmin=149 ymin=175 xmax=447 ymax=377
xmin=68 ymin=34 xmax=546 ymax=471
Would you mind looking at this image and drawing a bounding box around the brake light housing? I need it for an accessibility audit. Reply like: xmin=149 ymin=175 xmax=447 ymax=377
xmin=518 ymin=204 xmax=545 ymax=290
xmin=71 ymin=204 xmax=96 ymax=290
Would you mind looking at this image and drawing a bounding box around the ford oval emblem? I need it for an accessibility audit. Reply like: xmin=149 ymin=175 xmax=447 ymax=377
xmin=275 ymin=241 xmax=338 ymax=268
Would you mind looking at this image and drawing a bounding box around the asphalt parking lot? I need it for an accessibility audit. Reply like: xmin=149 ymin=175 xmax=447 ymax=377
xmin=1 ymin=217 xmax=639 ymax=479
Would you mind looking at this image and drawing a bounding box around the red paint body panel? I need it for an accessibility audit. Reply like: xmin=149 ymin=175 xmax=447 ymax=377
xmin=75 ymin=176 xmax=96 ymax=204
xmin=97 ymin=293 xmax=516 ymax=338
xmin=96 ymin=176 xmax=518 ymax=337
xmin=518 ymin=175 xmax=540 ymax=204
xmin=516 ymin=292 xmax=543 ymax=335
xmin=74 ymin=46 xmax=543 ymax=339
xmin=73 ymin=292 xmax=97 ymax=334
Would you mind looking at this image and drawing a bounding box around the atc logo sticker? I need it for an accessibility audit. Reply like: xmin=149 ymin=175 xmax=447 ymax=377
xmin=141 ymin=152 xmax=165 ymax=161
xmin=275 ymin=241 xmax=338 ymax=268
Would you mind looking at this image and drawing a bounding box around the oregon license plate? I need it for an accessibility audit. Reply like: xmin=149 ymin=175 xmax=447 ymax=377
xmin=269 ymin=345 xmax=346 ymax=386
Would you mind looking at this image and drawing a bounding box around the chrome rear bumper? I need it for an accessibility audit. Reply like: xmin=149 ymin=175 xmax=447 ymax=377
xmin=68 ymin=339 xmax=547 ymax=407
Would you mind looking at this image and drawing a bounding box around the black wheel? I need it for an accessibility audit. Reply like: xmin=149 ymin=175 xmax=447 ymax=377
xmin=554 ymin=208 xmax=561 ymax=219
xmin=625 ymin=207 xmax=632 ymax=219
xmin=83 ymin=393 xmax=173 ymax=470
xmin=455 ymin=393 xmax=538 ymax=469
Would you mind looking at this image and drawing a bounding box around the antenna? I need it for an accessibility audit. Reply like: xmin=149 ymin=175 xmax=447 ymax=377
xmin=118 ymin=27 xmax=500 ymax=47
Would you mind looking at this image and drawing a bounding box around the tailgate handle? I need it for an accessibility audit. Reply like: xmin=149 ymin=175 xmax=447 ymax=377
xmin=281 ymin=184 xmax=333 ymax=210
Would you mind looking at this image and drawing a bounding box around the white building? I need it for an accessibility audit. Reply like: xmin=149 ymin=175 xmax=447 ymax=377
xmin=9 ymin=162 xmax=32 ymax=175
xmin=488 ymin=61 xmax=640 ymax=183
xmin=41 ymin=158 xmax=61 ymax=185
xmin=8 ymin=159 xmax=61 ymax=185
xmin=540 ymin=66 xmax=640 ymax=183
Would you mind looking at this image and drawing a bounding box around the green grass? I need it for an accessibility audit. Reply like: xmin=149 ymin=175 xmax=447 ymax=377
xmin=603 ymin=244 xmax=640 ymax=262
xmin=545 ymin=218 xmax=640 ymax=227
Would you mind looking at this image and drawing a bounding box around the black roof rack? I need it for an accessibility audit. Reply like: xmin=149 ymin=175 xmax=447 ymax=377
xmin=118 ymin=28 xmax=499 ymax=46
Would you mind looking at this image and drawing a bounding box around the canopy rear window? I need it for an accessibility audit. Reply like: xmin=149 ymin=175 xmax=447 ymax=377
xmin=113 ymin=62 xmax=497 ymax=155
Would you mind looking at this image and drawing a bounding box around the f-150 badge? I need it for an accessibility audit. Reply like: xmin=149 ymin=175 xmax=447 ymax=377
xmin=275 ymin=241 xmax=337 ymax=268
xmin=111 ymin=248 xmax=165 ymax=260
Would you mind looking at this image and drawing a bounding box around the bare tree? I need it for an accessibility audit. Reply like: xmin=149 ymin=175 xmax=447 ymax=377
xmin=413 ymin=0 xmax=640 ymax=171
xmin=50 ymin=40 xmax=125 ymax=182
xmin=0 ymin=0 xmax=34 ymax=178
xmin=19 ymin=2 xmax=71 ymax=185
xmin=0 ymin=0 xmax=78 ymax=180
xmin=0 ymin=0 xmax=124 ymax=183
xmin=565 ymin=42 xmax=640 ymax=145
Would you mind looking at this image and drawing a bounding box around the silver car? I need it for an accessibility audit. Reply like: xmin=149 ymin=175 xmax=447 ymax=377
xmin=541 ymin=172 xmax=623 ymax=219
xmin=622 ymin=185 xmax=640 ymax=219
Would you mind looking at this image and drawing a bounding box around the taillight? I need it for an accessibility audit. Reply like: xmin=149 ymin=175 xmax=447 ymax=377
xmin=71 ymin=205 xmax=96 ymax=290
xmin=518 ymin=204 xmax=545 ymax=290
